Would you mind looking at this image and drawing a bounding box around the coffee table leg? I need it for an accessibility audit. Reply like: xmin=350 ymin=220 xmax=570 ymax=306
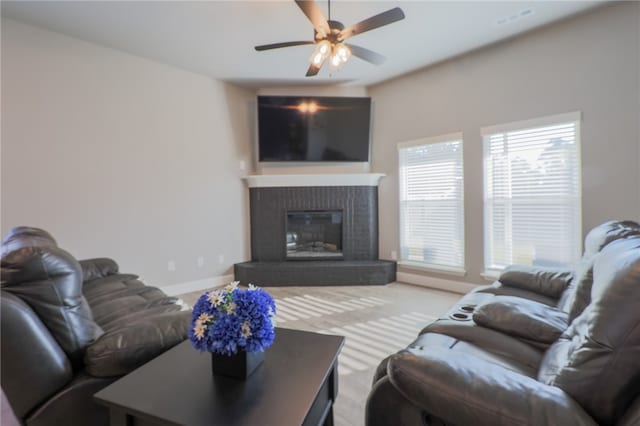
xmin=323 ymin=364 xmax=338 ymax=426
xmin=109 ymin=407 xmax=133 ymax=426
xmin=323 ymin=404 xmax=334 ymax=426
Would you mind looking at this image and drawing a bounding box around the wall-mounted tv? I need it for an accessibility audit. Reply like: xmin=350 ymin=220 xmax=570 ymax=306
xmin=258 ymin=95 xmax=371 ymax=162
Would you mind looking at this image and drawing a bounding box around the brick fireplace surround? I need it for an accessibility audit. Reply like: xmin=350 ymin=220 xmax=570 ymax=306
xmin=234 ymin=174 xmax=396 ymax=286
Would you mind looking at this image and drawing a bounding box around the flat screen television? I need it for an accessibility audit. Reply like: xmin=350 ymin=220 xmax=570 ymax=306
xmin=258 ymin=95 xmax=371 ymax=162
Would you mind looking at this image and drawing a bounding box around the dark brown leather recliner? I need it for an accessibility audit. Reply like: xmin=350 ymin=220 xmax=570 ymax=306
xmin=1 ymin=227 xmax=191 ymax=426
xmin=419 ymin=220 xmax=640 ymax=355
xmin=367 ymin=221 xmax=640 ymax=425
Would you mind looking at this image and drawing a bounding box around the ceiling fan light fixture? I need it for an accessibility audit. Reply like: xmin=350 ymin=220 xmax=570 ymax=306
xmin=310 ymin=40 xmax=331 ymax=65
xmin=311 ymin=52 xmax=324 ymax=65
xmin=318 ymin=40 xmax=331 ymax=55
xmin=330 ymin=53 xmax=342 ymax=68
xmin=335 ymin=43 xmax=351 ymax=62
xmin=328 ymin=43 xmax=350 ymax=70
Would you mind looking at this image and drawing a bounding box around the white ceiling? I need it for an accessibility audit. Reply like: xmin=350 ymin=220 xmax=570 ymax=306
xmin=2 ymin=1 xmax=604 ymax=88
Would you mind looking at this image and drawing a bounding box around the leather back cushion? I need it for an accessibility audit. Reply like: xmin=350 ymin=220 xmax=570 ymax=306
xmin=0 ymin=227 xmax=57 ymax=256
xmin=538 ymin=236 xmax=640 ymax=425
xmin=582 ymin=220 xmax=640 ymax=259
xmin=78 ymin=257 xmax=119 ymax=282
xmin=558 ymin=220 xmax=640 ymax=321
xmin=1 ymin=227 xmax=103 ymax=364
xmin=499 ymin=266 xmax=573 ymax=299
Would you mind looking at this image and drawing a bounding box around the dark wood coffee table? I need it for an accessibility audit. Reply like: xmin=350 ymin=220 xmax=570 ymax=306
xmin=94 ymin=328 xmax=345 ymax=426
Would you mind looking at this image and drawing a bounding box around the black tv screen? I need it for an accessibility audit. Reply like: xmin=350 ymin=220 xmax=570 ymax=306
xmin=258 ymin=95 xmax=371 ymax=162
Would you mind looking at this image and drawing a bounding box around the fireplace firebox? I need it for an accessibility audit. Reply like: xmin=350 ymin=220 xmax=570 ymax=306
xmin=286 ymin=210 xmax=343 ymax=260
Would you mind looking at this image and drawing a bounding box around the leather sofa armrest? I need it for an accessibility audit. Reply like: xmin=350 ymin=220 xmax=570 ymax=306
xmin=472 ymin=296 xmax=568 ymax=345
xmin=387 ymin=348 xmax=598 ymax=426
xmin=79 ymin=258 xmax=119 ymax=282
xmin=499 ymin=265 xmax=573 ymax=299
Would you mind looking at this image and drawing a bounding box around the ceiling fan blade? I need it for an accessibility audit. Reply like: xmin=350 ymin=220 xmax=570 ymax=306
xmin=295 ymin=0 xmax=331 ymax=38
xmin=346 ymin=44 xmax=386 ymax=65
xmin=306 ymin=63 xmax=321 ymax=77
xmin=255 ymin=41 xmax=314 ymax=51
xmin=338 ymin=7 xmax=405 ymax=41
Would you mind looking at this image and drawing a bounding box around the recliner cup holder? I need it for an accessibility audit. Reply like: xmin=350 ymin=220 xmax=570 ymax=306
xmin=450 ymin=312 xmax=471 ymax=321
xmin=459 ymin=304 xmax=476 ymax=313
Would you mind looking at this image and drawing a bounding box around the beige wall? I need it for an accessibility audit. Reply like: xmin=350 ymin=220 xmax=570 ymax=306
xmin=1 ymin=19 xmax=255 ymax=287
xmin=3 ymin=3 xmax=638 ymax=290
xmin=368 ymin=3 xmax=640 ymax=284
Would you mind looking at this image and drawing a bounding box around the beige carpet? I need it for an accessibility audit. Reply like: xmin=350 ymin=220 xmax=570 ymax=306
xmin=179 ymin=282 xmax=461 ymax=426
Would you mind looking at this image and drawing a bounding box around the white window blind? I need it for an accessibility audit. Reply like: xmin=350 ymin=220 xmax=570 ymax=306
xmin=482 ymin=112 xmax=582 ymax=274
xmin=398 ymin=133 xmax=465 ymax=272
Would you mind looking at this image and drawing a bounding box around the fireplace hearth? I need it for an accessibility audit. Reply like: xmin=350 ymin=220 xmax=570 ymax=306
xmin=234 ymin=174 xmax=396 ymax=286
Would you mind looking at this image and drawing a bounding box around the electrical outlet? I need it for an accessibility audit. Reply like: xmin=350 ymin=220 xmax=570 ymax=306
xmin=391 ymin=251 xmax=398 ymax=260
xmin=197 ymin=257 xmax=204 ymax=268
xmin=168 ymin=260 xmax=176 ymax=272
xmin=218 ymin=254 xmax=224 ymax=265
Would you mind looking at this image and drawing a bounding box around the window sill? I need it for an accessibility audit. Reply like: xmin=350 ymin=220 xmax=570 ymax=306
xmin=398 ymin=261 xmax=467 ymax=277
xmin=481 ymin=270 xmax=501 ymax=281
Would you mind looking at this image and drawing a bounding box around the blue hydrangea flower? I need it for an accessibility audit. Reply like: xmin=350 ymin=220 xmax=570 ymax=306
xmin=189 ymin=283 xmax=276 ymax=355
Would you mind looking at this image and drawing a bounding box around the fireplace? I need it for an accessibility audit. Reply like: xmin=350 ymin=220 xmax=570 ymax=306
xmin=247 ymin=186 xmax=378 ymax=262
xmin=286 ymin=210 xmax=343 ymax=260
xmin=234 ymin=174 xmax=396 ymax=286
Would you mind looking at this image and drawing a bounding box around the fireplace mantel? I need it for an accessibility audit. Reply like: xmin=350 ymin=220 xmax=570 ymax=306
xmin=243 ymin=173 xmax=385 ymax=188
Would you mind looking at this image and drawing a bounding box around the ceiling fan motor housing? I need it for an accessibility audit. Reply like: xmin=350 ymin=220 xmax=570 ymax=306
xmin=315 ymin=20 xmax=345 ymax=43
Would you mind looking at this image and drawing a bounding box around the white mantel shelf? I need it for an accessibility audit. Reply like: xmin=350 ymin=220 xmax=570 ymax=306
xmin=243 ymin=173 xmax=385 ymax=188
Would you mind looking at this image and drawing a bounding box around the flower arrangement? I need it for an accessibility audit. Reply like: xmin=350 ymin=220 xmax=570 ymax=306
xmin=189 ymin=282 xmax=276 ymax=356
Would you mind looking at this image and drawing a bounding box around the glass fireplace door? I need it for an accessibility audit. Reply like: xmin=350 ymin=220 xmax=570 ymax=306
xmin=286 ymin=210 xmax=343 ymax=260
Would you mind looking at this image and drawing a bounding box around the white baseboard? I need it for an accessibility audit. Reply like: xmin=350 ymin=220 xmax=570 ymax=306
xmin=161 ymin=274 xmax=234 ymax=296
xmin=397 ymin=271 xmax=478 ymax=295
xmin=163 ymin=272 xmax=477 ymax=296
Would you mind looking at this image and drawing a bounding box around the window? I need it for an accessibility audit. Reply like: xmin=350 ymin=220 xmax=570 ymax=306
xmin=398 ymin=133 xmax=465 ymax=273
xmin=482 ymin=112 xmax=581 ymax=275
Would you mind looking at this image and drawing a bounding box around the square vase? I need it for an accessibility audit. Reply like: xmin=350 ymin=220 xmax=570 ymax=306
xmin=211 ymin=350 xmax=264 ymax=379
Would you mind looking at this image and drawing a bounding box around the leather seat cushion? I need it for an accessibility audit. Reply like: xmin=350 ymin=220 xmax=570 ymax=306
xmin=83 ymin=275 xmax=144 ymax=302
xmin=85 ymin=310 xmax=191 ymax=377
xmin=405 ymin=333 xmax=538 ymax=378
xmin=91 ymin=294 xmax=180 ymax=329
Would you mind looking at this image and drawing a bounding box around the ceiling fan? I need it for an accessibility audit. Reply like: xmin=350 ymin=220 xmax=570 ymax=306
xmin=254 ymin=0 xmax=405 ymax=77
